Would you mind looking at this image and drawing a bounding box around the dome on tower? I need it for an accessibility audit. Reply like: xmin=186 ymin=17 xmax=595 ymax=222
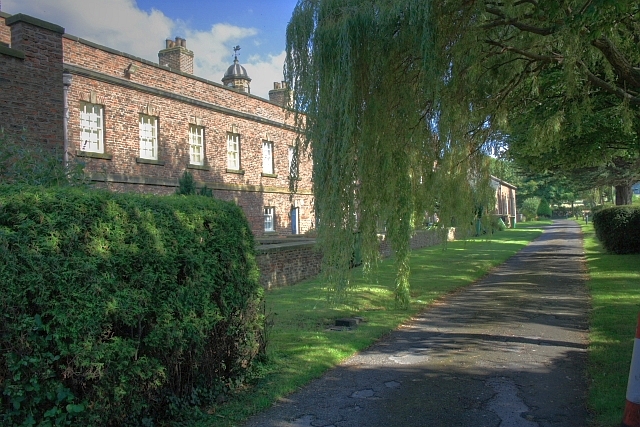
xmin=222 ymin=45 xmax=251 ymax=93
xmin=223 ymin=58 xmax=250 ymax=81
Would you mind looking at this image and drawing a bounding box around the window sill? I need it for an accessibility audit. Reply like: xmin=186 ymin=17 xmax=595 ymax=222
xmin=261 ymin=173 xmax=278 ymax=178
xmin=226 ymin=169 xmax=245 ymax=175
xmin=136 ymin=157 xmax=165 ymax=166
xmin=264 ymin=230 xmax=277 ymax=235
xmin=187 ymin=164 xmax=210 ymax=171
xmin=76 ymin=150 xmax=112 ymax=160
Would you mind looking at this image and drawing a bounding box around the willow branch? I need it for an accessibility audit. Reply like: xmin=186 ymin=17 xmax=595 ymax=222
xmin=578 ymin=0 xmax=594 ymax=15
xmin=484 ymin=40 xmax=561 ymax=63
xmin=591 ymin=37 xmax=640 ymax=88
xmin=580 ymin=61 xmax=640 ymax=106
xmin=483 ymin=7 xmax=554 ymax=35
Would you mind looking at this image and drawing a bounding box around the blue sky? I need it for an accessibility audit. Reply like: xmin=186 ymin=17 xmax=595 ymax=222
xmin=2 ymin=0 xmax=300 ymax=98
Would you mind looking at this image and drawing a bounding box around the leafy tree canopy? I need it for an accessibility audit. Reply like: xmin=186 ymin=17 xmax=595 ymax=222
xmin=478 ymin=1 xmax=640 ymax=203
xmin=286 ymin=0 xmax=497 ymax=306
xmin=285 ymin=0 xmax=640 ymax=304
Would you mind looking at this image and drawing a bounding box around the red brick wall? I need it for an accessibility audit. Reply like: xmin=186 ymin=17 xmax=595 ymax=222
xmin=256 ymin=228 xmax=460 ymax=289
xmin=379 ymin=228 xmax=454 ymax=257
xmin=62 ymin=36 xmax=314 ymax=236
xmin=62 ymin=36 xmax=296 ymax=125
xmin=256 ymin=241 xmax=322 ymax=289
xmin=0 ymin=13 xmax=314 ymax=237
xmin=0 ymin=14 xmax=64 ymax=148
xmin=0 ymin=14 xmax=11 ymax=45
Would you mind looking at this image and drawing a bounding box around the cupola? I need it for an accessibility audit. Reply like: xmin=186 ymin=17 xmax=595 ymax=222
xmin=222 ymin=45 xmax=251 ymax=93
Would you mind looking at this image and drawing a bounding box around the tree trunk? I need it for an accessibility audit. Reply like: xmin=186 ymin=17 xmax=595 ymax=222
xmin=615 ymin=184 xmax=633 ymax=205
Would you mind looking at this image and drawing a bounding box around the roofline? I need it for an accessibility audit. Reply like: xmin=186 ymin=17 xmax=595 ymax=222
xmin=490 ymin=175 xmax=517 ymax=190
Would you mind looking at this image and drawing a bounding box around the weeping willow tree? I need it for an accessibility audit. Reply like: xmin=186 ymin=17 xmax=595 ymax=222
xmin=285 ymin=0 xmax=497 ymax=307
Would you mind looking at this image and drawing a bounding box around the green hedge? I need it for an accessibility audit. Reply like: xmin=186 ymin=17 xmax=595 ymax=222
xmin=536 ymin=198 xmax=552 ymax=218
xmin=0 ymin=185 xmax=263 ymax=426
xmin=592 ymin=206 xmax=640 ymax=254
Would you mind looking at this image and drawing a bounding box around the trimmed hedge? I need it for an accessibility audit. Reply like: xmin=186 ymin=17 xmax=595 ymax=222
xmin=537 ymin=198 xmax=552 ymax=218
xmin=0 ymin=185 xmax=263 ymax=426
xmin=592 ymin=206 xmax=640 ymax=254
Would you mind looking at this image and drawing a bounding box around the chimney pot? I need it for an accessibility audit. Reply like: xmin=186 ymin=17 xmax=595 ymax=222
xmin=166 ymin=39 xmax=173 ymax=48
xmin=274 ymin=82 xmax=281 ymax=89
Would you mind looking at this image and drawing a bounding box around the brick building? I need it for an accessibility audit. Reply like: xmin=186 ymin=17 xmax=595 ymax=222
xmin=0 ymin=12 xmax=314 ymax=237
xmin=490 ymin=175 xmax=517 ymax=227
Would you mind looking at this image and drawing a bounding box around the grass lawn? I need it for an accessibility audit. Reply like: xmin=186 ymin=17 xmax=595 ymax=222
xmin=198 ymin=221 xmax=551 ymax=427
xmin=581 ymin=220 xmax=640 ymax=426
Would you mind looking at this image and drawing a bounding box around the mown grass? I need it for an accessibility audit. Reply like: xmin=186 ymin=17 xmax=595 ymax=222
xmin=581 ymin=220 xmax=640 ymax=426
xmin=198 ymin=221 xmax=551 ymax=427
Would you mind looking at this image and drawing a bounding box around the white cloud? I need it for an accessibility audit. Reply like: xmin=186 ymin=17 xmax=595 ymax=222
xmin=2 ymin=0 xmax=285 ymax=98
xmin=246 ymin=51 xmax=286 ymax=99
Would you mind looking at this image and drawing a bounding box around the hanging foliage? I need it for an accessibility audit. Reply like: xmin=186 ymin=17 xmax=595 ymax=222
xmin=285 ymin=0 xmax=496 ymax=307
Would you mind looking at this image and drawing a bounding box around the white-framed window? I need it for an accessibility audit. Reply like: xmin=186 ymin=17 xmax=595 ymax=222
xmin=139 ymin=114 xmax=158 ymax=160
xmin=264 ymin=207 xmax=275 ymax=232
xmin=262 ymin=140 xmax=274 ymax=174
xmin=80 ymin=102 xmax=104 ymax=153
xmin=227 ymin=133 xmax=240 ymax=170
xmin=189 ymin=125 xmax=204 ymax=165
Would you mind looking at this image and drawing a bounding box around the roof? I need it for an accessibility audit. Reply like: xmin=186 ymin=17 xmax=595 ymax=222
xmin=223 ymin=58 xmax=251 ymax=82
xmin=490 ymin=175 xmax=517 ymax=190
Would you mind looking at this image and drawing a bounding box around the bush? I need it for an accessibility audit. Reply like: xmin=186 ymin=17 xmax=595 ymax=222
xmin=0 ymin=131 xmax=87 ymax=187
xmin=0 ymin=185 xmax=263 ymax=426
xmin=537 ymin=198 xmax=552 ymax=218
xmin=592 ymin=206 xmax=640 ymax=254
xmin=176 ymin=170 xmax=214 ymax=197
xmin=521 ymin=197 xmax=540 ymax=220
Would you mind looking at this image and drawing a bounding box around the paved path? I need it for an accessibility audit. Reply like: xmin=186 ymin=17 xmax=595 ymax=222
xmin=242 ymin=220 xmax=589 ymax=427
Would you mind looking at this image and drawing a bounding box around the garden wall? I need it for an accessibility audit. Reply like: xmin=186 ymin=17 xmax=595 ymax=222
xmin=255 ymin=239 xmax=322 ymax=289
xmin=257 ymin=228 xmax=458 ymax=289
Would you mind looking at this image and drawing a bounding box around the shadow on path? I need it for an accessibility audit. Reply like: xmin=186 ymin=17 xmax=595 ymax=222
xmin=242 ymin=220 xmax=589 ymax=427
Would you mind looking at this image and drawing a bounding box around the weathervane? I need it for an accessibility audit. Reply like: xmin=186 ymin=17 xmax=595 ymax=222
xmin=233 ymin=45 xmax=241 ymax=61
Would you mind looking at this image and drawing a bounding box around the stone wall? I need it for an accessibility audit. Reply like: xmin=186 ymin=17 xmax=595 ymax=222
xmin=256 ymin=228 xmax=459 ymax=290
xmin=255 ymin=240 xmax=322 ymax=289
xmin=379 ymin=228 xmax=455 ymax=258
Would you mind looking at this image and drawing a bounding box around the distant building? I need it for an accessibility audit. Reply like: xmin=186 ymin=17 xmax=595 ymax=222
xmin=490 ymin=176 xmax=517 ymax=227
xmin=0 ymin=12 xmax=313 ymax=237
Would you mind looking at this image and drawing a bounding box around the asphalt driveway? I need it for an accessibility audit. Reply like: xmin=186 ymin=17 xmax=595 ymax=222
xmin=241 ymin=220 xmax=590 ymax=427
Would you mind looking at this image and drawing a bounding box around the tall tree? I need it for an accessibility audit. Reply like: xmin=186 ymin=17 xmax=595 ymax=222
xmin=285 ymin=0 xmax=496 ymax=306
xmin=284 ymin=0 xmax=640 ymax=304
xmin=473 ymin=1 xmax=640 ymax=203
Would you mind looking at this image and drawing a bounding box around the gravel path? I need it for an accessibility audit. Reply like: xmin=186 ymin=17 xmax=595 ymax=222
xmin=241 ymin=220 xmax=590 ymax=427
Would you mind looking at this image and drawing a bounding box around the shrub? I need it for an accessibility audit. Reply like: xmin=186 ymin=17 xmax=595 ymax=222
xmin=537 ymin=198 xmax=552 ymax=218
xmin=0 ymin=131 xmax=87 ymax=187
xmin=176 ymin=170 xmax=214 ymax=197
xmin=592 ymin=206 xmax=640 ymax=254
xmin=521 ymin=197 xmax=540 ymax=220
xmin=0 ymin=185 xmax=262 ymax=426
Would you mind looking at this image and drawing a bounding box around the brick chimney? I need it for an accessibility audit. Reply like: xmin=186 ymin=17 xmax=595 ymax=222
xmin=158 ymin=37 xmax=194 ymax=74
xmin=269 ymin=81 xmax=290 ymax=107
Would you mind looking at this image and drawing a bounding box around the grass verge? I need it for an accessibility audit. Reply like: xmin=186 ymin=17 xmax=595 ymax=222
xmin=194 ymin=221 xmax=551 ymax=427
xmin=581 ymin=221 xmax=640 ymax=426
